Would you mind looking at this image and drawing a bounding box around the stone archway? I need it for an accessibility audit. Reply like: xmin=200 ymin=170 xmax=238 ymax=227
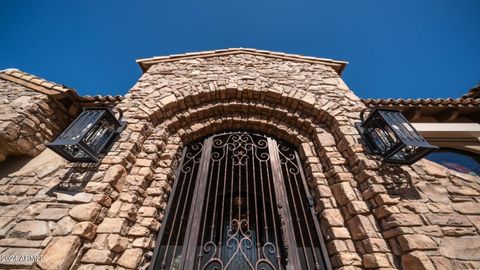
xmin=108 ymin=94 xmax=395 ymax=269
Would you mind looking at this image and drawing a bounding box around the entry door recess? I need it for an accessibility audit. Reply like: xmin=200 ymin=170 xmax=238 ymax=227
xmin=150 ymin=132 xmax=331 ymax=270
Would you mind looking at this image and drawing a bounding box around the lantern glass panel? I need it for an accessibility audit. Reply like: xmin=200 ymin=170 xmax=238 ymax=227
xmin=368 ymin=125 xmax=399 ymax=153
xmin=56 ymin=110 xmax=104 ymax=142
xmin=82 ymin=116 xmax=117 ymax=154
xmin=58 ymin=145 xmax=90 ymax=160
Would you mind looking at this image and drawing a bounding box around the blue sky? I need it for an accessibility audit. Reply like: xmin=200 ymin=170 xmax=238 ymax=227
xmin=1 ymin=1 xmax=479 ymax=98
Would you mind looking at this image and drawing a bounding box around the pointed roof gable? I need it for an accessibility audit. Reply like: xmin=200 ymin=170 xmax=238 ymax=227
xmin=136 ymin=48 xmax=348 ymax=75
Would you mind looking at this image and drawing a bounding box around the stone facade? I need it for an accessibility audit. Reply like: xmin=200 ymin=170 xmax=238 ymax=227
xmin=0 ymin=78 xmax=70 ymax=161
xmin=0 ymin=49 xmax=479 ymax=269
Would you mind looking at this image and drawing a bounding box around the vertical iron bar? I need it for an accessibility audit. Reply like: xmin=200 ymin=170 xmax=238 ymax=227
xmin=252 ymin=143 xmax=261 ymax=261
xmin=268 ymin=138 xmax=302 ymax=269
xmin=148 ymin=147 xmax=187 ymax=270
xmin=180 ymin=137 xmax=213 ymax=270
xmin=195 ymin=145 xmax=217 ymax=268
xmin=218 ymin=139 xmax=228 ymax=259
xmin=168 ymin=145 xmax=203 ymax=269
xmin=160 ymin=148 xmax=194 ymax=268
xmin=265 ymin=143 xmax=283 ymax=267
xmin=283 ymin=147 xmax=318 ymax=268
xmin=294 ymin=151 xmax=332 ymax=270
xmin=281 ymin=154 xmax=311 ymax=270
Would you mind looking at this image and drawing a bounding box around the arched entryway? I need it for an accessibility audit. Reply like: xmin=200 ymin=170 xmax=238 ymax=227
xmin=150 ymin=131 xmax=331 ymax=270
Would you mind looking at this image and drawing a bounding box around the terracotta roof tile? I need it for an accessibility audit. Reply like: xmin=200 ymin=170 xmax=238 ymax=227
xmin=462 ymin=84 xmax=480 ymax=99
xmin=0 ymin=68 xmax=123 ymax=104
xmin=362 ymin=84 xmax=480 ymax=108
xmin=361 ymin=97 xmax=480 ymax=108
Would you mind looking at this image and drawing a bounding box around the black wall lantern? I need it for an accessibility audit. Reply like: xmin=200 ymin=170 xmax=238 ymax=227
xmin=356 ymin=109 xmax=438 ymax=165
xmin=47 ymin=107 xmax=126 ymax=163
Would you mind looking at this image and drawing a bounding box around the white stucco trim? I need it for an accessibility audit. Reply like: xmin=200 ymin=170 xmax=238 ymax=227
xmin=412 ymin=123 xmax=480 ymax=154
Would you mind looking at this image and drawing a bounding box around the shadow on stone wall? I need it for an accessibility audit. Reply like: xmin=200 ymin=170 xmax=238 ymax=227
xmin=377 ymin=165 xmax=421 ymax=199
xmin=47 ymin=164 xmax=100 ymax=195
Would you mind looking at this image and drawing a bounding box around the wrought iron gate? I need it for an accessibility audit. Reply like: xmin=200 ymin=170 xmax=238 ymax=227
xmin=150 ymin=132 xmax=331 ymax=270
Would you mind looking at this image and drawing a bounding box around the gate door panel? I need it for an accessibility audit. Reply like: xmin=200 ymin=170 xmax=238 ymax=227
xmin=150 ymin=132 xmax=331 ymax=270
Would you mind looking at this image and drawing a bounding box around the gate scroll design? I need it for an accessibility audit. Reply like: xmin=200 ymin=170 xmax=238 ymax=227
xmin=150 ymin=132 xmax=331 ymax=270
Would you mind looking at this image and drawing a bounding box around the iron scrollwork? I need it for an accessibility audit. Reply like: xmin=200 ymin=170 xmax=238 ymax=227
xmin=197 ymin=133 xmax=281 ymax=270
xmin=152 ymin=132 xmax=331 ymax=270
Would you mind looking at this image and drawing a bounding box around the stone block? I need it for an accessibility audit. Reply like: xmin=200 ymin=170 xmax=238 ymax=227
xmin=102 ymin=164 xmax=127 ymax=192
xmin=330 ymin=182 xmax=357 ymax=206
xmin=128 ymin=225 xmax=150 ymax=237
xmin=321 ymin=209 xmax=344 ymax=227
xmin=467 ymin=215 xmax=480 ymax=231
xmin=93 ymin=194 xmax=112 ymax=207
xmin=453 ymin=202 xmax=480 ymax=215
xmin=0 ymin=238 xmax=43 ymax=248
xmin=85 ymin=182 xmax=114 ymax=194
xmin=69 ymin=202 xmax=102 ymax=222
xmin=373 ymin=205 xmax=399 ymax=219
xmin=401 ymin=251 xmax=435 ymax=270
xmin=422 ymin=160 xmax=449 ymax=177
xmin=430 ymin=257 xmax=454 ymax=270
xmin=412 ymin=225 xmax=443 ymax=237
xmin=107 ymin=234 xmax=129 ymax=252
xmin=442 ymin=226 xmax=476 ymax=236
xmin=0 ymin=195 xmax=17 ymax=205
xmin=326 ymin=240 xmax=348 ymax=254
xmin=117 ymin=248 xmax=143 ymax=269
xmin=347 ymin=215 xmax=379 ymax=240
xmin=438 ymin=237 xmax=480 ymax=260
xmin=329 ymin=227 xmax=351 ymax=240
xmin=332 ymin=252 xmax=362 ymax=267
xmin=37 ymin=236 xmax=81 ymax=270
xmin=416 ymin=182 xmax=450 ymax=204
xmin=397 ymin=235 xmax=437 ymax=251
xmin=52 ymin=216 xmax=77 ymax=236
xmin=56 ymin=192 xmax=94 ymax=203
xmin=383 ymin=214 xmax=423 ymax=229
xmin=426 ymin=214 xmax=472 ymax=227
xmin=361 ymin=238 xmax=390 ymax=253
xmin=347 ymin=201 xmax=370 ymax=215
xmin=132 ymin=237 xmax=152 ymax=249
xmin=447 ymin=185 xmax=480 ymax=196
xmin=81 ymin=249 xmax=113 ymax=264
xmin=97 ymin=218 xmax=128 ymax=235
xmin=36 ymin=208 xmax=69 ymax=221
xmin=426 ymin=203 xmax=453 ymax=213
xmin=138 ymin=206 xmax=157 ymax=217
xmin=8 ymin=220 xmax=49 ymax=240
xmin=91 ymin=233 xmax=108 ymax=250
xmin=363 ymin=253 xmax=391 ymax=268
xmin=140 ymin=218 xmax=161 ymax=231
xmin=317 ymin=133 xmax=335 ymax=147
xmin=72 ymin=222 xmax=97 ymax=240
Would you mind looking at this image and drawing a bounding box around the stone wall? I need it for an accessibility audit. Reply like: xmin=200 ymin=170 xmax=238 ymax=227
xmin=0 ymin=78 xmax=70 ymax=161
xmin=0 ymin=52 xmax=479 ymax=270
